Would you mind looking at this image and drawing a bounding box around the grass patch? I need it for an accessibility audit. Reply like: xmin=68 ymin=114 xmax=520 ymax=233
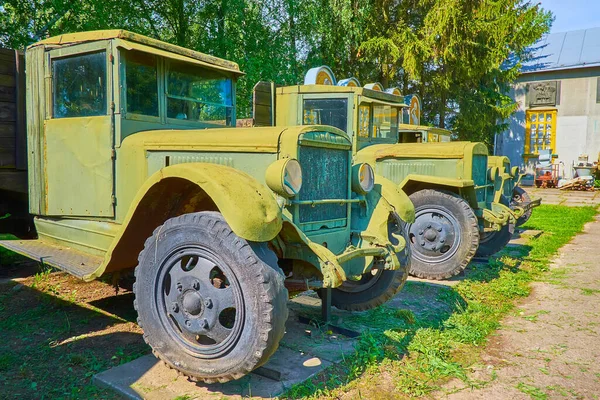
xmin=284 ymin=205 xmax=597 ymax=399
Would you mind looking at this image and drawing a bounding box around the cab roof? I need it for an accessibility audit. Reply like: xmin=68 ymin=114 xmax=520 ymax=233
xmin=398 ymin=124 xmax=452 ymax=136
xmin=29 ymin=29 xmax=241 ymax=75
xmin=278 ymin=84 xmax=407 ymax=106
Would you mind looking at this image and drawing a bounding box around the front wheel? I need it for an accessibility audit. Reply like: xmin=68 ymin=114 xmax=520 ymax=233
xmin=407 ymin=189 xmax=480 ymax=280
xmin=133 ymin=211 xmax=288 ymax=383
xmin=320 ymin=215 xmax=410 ymax=311
xmin=476 ymin=196 xmax=514 ymax=257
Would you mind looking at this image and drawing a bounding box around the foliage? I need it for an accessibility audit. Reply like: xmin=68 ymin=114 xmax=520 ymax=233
xmin=0 ymin=0 xmax=552 ymax=138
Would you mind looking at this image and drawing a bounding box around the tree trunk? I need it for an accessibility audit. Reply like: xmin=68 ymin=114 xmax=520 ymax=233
xmin=439 ymin=88 xmax=447 ymax=129
xmin=288 ymin=0 xmax=298 ymax=79
xmin=217 ymin=0 xmax=227 ymax=58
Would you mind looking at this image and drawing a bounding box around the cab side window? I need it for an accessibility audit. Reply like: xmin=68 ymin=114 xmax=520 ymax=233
xmin=125 ymin=51 xmax=159 ymax=117
xmin=53 ymin=52 xmax=107 ymax=118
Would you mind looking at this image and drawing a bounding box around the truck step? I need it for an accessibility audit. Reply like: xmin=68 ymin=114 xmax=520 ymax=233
xmin=0 ymin=239 xmax=102 ymax=279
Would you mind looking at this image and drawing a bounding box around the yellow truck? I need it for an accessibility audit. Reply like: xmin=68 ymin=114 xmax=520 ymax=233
xmin=256 ymin=66 xmax=538 ymax=280
xmin=0 ymin=32 xmax=415 ymax=382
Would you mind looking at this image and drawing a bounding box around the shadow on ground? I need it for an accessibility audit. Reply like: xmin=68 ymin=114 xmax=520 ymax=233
xmin=0 ymin=238 xmax=536 ymax=399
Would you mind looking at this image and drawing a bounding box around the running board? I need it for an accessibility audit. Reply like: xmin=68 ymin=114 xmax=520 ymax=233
xmin=0 ymin=239 xmax=103 ymax=279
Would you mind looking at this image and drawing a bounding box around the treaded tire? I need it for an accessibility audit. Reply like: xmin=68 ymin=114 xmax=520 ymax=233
xmin=321 ymin=215 xmax=410 ymax=311
xmin=476 ymin=195 xmax=514 ymax=257
xmin=407 ymin=189 xmax=479 ymax=280
xmin=133 ymin=211 xmax=288 ymax=383
xmin=513 ymin=187 xmax=533 ymax=227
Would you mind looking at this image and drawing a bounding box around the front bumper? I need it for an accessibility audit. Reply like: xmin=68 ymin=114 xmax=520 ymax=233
xmin=513 ymin=195 xmax=542 ymax=215
xmin=279 ymin=219 xmax=407 ymax=288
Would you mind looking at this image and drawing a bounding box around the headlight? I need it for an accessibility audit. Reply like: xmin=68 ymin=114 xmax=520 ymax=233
xmin=511 ymin=166 xmax=519 ymax=178
xmin=352 ymin=163 xmax=375 ymax=194
xmin=488 ymin=166 xmax=500 ymax=181
xmin=266 ymin=158 xmax=302 ymax=197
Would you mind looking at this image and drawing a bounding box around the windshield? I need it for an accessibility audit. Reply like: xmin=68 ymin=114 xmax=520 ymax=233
xmin=302 ymin=98 xmax=348 ymax=133
xmin=167 ymin=61 xmax=234 ymax=126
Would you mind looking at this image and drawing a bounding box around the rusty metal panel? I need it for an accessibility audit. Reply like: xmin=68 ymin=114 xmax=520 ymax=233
xmin=44 ymin=116 xmax=114 ymax=217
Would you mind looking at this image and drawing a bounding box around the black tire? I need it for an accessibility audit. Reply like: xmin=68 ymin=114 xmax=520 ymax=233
xmin=133 ymin=211 xmax=288 ymax=383
xmin=512 ymin=186 xmax=533 ymax=227
xmin=321 ymin=214 xmax=410 ymax=311
xmin=407 ymin=189 xmax=479 ymax=280
xmin=476 ymin=196 xmax=514 ymax=257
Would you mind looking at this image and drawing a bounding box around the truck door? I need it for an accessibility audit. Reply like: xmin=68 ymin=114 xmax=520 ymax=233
xmin=43 ymin=42 xmax=115 ymax=217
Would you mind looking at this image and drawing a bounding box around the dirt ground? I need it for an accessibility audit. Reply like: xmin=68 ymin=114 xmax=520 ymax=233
xmin=438 ymin=214 xmax=600 ymax=399
xmin=0 ymin=260 xmax=148 ymax=399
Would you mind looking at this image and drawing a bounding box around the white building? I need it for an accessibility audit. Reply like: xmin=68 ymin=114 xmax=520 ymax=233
xmin=497 ymin=27 xmax=600 ymax=180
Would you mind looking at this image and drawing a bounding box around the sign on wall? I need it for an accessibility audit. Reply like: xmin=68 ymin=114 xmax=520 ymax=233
xmin=528 ymin=81 xmax=558 ymax=106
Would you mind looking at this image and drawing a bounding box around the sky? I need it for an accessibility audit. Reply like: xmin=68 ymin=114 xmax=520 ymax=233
xmin=541 ymin=0 xmax=600 ymax=33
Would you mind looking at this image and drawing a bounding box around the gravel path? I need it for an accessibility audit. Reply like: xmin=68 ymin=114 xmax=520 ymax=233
xmin=441 ymin=214 xmax=600 ymax=399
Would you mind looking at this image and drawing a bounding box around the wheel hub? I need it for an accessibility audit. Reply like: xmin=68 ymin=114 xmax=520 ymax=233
xmin=424 ymin=228 xmax=438 ymax=242
xmin=182 ymin=290 xmax=204 ymax=316
xmin=408 ymin=207 xmax=461 ymax=263
xmin=156 ymin=248 xmax=245 ymax=359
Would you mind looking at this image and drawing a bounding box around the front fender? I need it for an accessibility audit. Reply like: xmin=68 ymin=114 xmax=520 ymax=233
xmin=375 ymin=174 xmax=415 ymax=223
xmin=147 ymin=163 xmax=283 ymax=241
xmin=84 ymin=163 xmax=282 ymax=280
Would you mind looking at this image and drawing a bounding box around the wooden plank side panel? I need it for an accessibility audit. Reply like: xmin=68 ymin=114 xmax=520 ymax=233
xmin=15 ymin=52 xmax=26 ymax=170
xmin=26 ymin=46 xmax=46 ymax=214
xmin=0 ymin=85 xmax=15 ymax=102
xmin=0 ymin=101 xmax=16 ymax=122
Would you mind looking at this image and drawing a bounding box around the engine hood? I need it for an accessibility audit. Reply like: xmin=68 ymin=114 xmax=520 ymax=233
xmin=120 ymin=124 xmax=351 ymax=154
xmin=356 ymin=141 xmax=489 ymax=162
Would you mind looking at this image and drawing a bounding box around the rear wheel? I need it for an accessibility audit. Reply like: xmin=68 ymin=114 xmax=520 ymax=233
xmin=321 ymin=214 xmax=410 ymax=311
xmin=476 ymin=196 xmax=514 ymax=257
xmin=407 ymin=189 xmax=479 ymax=280
xmin=134 ymin=211 xmax=288 ymax=383
xmin=512 ymin=187 xmax=533 ymax=227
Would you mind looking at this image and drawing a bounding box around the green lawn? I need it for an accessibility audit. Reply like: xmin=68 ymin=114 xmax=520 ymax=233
xmin=0 ymin=205 xmax=596 ymax=399
xmin=285 ymin=205 xmax=598 ymax=399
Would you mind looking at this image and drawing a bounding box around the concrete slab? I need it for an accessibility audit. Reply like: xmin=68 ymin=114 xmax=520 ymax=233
xmin=94 ymin=295 xmax=358 ymax=399
xmin=526 ymin=188 xmax=600 ymax=206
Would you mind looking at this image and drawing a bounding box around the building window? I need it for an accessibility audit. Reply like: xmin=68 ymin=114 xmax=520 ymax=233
xmin=596 ymin=77 xmax=600 ymax=103
xmin=525 ymin=110 xmax=556 ymax=155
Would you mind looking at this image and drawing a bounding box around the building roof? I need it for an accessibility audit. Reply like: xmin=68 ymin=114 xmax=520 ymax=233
xmin=28 ymin=29 xmax=241 ymax=75
xmin=521 ymin=27 xmax=600 ymax=74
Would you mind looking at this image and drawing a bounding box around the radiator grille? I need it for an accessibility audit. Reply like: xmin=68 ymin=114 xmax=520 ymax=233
xmin=473 ymin=155 xmax=488 ymax=202
xmin=297 ymin=146 xmax=349 ymax=225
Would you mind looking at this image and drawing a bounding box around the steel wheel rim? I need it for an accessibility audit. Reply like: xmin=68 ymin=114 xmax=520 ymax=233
xmin=408 ymin=207 xmax=462 ymax=263
xmin=155 ymin=246 xmax=245 ymax=359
